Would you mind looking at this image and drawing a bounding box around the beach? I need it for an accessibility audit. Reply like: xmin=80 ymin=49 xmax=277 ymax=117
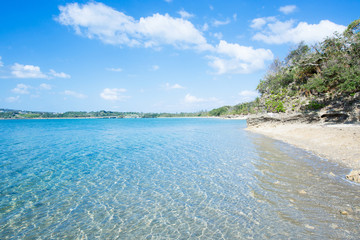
xmin=246 ymin=122 xmax=360 ymax=170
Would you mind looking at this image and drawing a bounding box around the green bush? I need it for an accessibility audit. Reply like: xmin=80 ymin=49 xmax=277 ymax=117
xmin=306 ymin=100 xmax=324 ymax=110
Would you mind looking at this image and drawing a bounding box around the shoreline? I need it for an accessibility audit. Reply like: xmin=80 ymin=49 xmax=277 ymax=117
xmin=246 ymin=121 xmax=360 ymax=171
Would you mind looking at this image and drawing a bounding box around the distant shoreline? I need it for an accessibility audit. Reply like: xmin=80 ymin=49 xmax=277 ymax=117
xmin=0 ymin=116 xmax=246 ymax=120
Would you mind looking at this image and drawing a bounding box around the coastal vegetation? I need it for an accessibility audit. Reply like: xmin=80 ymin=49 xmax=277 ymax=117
xmin=209 ymin=18 xmax=360 ymax=118
xmin=0 ymin=109 xmax=208 ymax=119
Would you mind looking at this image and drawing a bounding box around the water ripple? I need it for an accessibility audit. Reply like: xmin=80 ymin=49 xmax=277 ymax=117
xmin=0 ymin=119 xmax=359 ymax=239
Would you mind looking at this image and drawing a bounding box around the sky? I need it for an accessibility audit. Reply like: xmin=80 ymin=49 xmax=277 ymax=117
xmin=1 ymin=0 xmax=359 ymax=113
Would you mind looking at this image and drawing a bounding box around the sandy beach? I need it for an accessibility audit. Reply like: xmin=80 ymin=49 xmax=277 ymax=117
xmin=246 ymin=122 xmax=360 ymax=170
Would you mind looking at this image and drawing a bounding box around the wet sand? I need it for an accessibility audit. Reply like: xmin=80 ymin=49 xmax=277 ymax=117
xmin=246 ymin=122 xmax=360 ymax=170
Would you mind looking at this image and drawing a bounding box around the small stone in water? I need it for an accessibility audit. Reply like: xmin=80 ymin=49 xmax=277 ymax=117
xmin=305 ymin=224 xmax=315 ymax=230
xmin=298 ymin=190 xmax=307 ymax=195
xmin=340 ymin=210 xmax=349 ymax=215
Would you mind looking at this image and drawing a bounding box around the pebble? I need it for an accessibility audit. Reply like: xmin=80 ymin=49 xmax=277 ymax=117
xmin=340 ymin=210 xmax=349 ymax=215
xmin=298 ymin=190 xmax=307 ymax=195
xmin=305 ymin=224 xmax=315 ymax=230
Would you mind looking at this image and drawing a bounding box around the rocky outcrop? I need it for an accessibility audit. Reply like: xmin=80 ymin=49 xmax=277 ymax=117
xmin=247 ymin=113 xmax=320 ymax=127
xmin=317 ymin=92 xmax=360 ymax=123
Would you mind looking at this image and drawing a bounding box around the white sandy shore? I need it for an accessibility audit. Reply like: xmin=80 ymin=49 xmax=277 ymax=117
xmin=246 ymin=122 xmax=360 ymax=170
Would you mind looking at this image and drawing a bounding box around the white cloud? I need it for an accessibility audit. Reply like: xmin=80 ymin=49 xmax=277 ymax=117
xmin=252 ymin=18 xmax=346 ymax=44
xmin=184 ymin=93 xmax=205 ymax=103
xmin=12 ymin=83 xmax=31 ymax=94
xmin=213 ymin=32 xmax=223 ymax=40
xmin=164 ymin=0 xmax=172 ymax=2
xmin=208 ymin=40 xmax=274 ymax=74
xmin=0 ymin=56 xmax=3 ymax=67
xmin=64 ymin=90 xmax=87 ymax=99
xmin=56 ymin=2 xmax=275 ymax=75
xmin=40 ymin=83 xmax=52 ymax=90
xmin=165 ymin=83 xmax=185 ymax=90
xmin=11 ymin=63 xmax=47 ymax=79
xmin=152 ymin=65 xmax=160 ymax=71
xmin=57 ymin=2 xmax=211 ymax=51
xmin=233 ymin=14 xmax=237 ymax=21
xmin=250 ymin=17 xmax=277 ymax=29
xmin=202 ymin=23 xmax=209 ymax=31
xmin=184 ymin=93 xmax=218 ymax=104
xmin=178 ymin=10 xmax=194 ymax=19
xmin=106 ymin=67 xmax=123 ymax=72
xmin=49 ymin=69 xmax=71 ymax=78
xmin=279 ymin=5 xmax=297 ymax=15
xmin=100 ymin=88 xmax=127 ymax=100
xmin=6 ymin=96 xmax=20 ymax=103
xmin=213 ymin=19 xmax=231 ymax=27
xmin=238 ymin=90 xmax=259 ymax=102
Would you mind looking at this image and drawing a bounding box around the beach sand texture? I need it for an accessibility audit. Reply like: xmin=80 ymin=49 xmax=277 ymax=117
xmin=247 ymin=123 xmax=360 ymax=170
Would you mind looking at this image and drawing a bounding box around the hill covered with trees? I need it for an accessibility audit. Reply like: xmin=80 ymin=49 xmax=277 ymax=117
xmin=210 ymin=18 xmax=360 ymax=122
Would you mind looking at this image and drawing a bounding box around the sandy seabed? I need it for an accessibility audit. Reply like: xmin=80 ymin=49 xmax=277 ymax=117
xmin=246 ymin=122 xmax=360 ymax=170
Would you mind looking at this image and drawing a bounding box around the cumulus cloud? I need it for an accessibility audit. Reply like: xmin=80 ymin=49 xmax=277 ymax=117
xmin=12 ymin=83 xmax=31 ymax=94
xmin=207 ymin=40 xmax=274 ymax=74
xmin=40 ymin=83 xmax=52 ymax=90
xmin=9 ymin=63 xmax=70 ymax=79
xmin=279 ymin=5 xmax=297 ymax=14
xmin=178 ymin=10 xmax=194 ymax=19
xmin=238 ymin=90 xmax=259 ymax=102
xmin=252 ymin=17 xmax=346 ymax=44
xmin=49 ymin=69 xmax=71 ymax=78
xmin=56 ymin=2 xmax=275 ymax=75
xmin=165 ymin=83 xmax=185 ymax=90
xmin=64 ymin=90 xmax=87 ymax=99
xmin=6 ymin=96 xmax=20 ymax=103
xmin=100 ymin=88 xmax=127 ymax=100
xmin=57 ymin=2 xmax=211 ymax=50
xmin=11 ymin=63 xmax=47 ymax=79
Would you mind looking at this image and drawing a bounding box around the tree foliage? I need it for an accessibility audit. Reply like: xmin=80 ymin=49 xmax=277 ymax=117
xmin=257 ymin=18 xmax=360 ymax=97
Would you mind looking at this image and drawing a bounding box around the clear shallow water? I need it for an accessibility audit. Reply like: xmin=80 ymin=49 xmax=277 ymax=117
xmin=0 ymin=118 xmax=359 ymax=239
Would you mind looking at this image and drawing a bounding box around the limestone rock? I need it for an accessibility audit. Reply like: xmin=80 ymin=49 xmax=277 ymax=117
xmin=246 ymin=113 xmax=320 ymax=127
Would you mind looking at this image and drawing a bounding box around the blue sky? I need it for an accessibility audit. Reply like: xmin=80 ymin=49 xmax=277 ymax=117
xmin=1 ymin=0 xmax=359 ymax=113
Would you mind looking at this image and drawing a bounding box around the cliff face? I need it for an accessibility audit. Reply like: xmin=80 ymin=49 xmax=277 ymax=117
xmin=250 ymin=92 xmax=360 ymax=126
xmin=316 ymin=92 xmax=360 ymax=123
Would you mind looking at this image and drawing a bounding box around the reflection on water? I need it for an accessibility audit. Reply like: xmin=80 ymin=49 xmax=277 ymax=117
xmin=0 ymin=119 xmax=359 ymax=239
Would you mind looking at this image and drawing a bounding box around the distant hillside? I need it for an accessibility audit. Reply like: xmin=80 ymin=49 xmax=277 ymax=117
xmin=210 ymin=18 xmax=360 ymax=122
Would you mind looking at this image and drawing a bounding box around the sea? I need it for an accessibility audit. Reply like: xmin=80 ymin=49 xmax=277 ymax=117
xmin=0 ymin=118 xmax=359 ymax=239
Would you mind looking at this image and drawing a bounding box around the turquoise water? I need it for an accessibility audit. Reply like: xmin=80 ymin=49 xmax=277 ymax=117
xmin=0 ymin=118 xmax=359 ymax=239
